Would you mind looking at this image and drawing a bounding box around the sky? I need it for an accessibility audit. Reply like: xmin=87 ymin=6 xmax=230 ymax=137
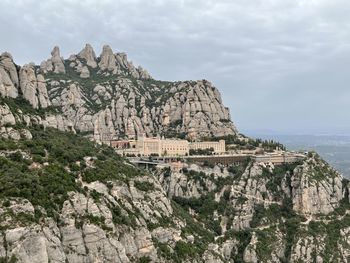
xmin=1 ymin=0 xmax=350 ymax=135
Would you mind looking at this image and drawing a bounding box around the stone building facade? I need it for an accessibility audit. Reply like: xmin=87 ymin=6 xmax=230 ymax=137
xmin=110 ymin=136 xmax=226 ymax=156
xmin=189 ymin=140 xmax=226 ymax=153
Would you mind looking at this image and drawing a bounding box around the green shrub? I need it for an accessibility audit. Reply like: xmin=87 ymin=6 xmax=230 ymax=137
xmin=137 ymin=256 xmax=151 ymax=263
xmin=134 ymin=181 xmax=154 ymax=192
xmin=174 ymin=240 xmax=197 ymax=260
xmin=8 ymin=151 xmax=23 ymax=162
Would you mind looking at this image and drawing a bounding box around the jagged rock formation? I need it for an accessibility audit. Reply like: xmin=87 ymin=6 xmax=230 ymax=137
xmin=291 ymin=155 xmax=343 ymax=215
xmin=40 ymin=46 xmax=66 ymax=74
xmin=99 ymin=44 xmax=117 ymax=72
xmin=19 ymin=63 xmax=51 ymax=109
xmin=0 ymin=104 xmax=16 ymax=126
xmin=0 ymin=180 xmax=174 ymax=262
xmin=0 ymin=44 xmax=237 ymax=141
xmin=0 ymin=52 xmax=19 ymax=98
xmin=157 ymin=153 xmax=350 ymax=262
xmin=77 ymin=43 xmax=97 ymax=68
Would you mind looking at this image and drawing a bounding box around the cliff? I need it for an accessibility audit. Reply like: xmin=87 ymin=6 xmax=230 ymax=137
xmin=0 ymin=44 xmax=237 ymax=142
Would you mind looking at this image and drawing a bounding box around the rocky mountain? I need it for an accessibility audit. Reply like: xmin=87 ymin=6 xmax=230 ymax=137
xmin=0 ymin=45 xmax=350 ymax=263
xmin=0 ymin=126 xmax=349 ymax=263
xmin=0 ymin=44 xmax=237 ymax=142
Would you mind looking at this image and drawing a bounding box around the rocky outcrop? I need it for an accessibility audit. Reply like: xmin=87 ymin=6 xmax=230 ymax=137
xmin=79 ymin=66 xmax=90 ymax=78
xmin=115 ymin=52 xmax=151 ymax=79
xmin=243 ymin=233 xmax=258 ymax=263
xmin=99 ymin=45 xmax=117 ymax=72
xmin=19 ymin=64 xmax=51 ymax=109
xmin=0 ymin=45 xmax=236 ymax=140
xmin=0 ymin=52 xmax=19 ymax=98
xmin=45 ymin=76 xmax=236 ymax=141
xmin=291 ymin=235 xmax=325 ymax=262
xmin=0 ymin=170 xmax=223 ymax=262
xmin=77 ymin=43 xmax=97 ymax=68
xmin=40 ymin=46 xmax=65 ymax=74
xmin=36 ymin=74 xmax=51 ymax=108
xmin=291 ymin=154 xmax=343 ymax=215
xmin=0 ymin=104 xmax=16 ymax=126
xmin=19 ymin=64 xmax=39 ymax=108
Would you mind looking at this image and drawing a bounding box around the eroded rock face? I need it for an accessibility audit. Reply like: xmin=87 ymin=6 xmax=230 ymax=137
xmin=19 ymin=64 xmax=51 ymax=109
xmin=79 ymin=66 xmax=90 ymax=78
xmin=99 ymin=45 xmax=117 ymax=72
xmin=19 ymin=64 xmax=39 ymax=109
xmin=36 ymin=74 xmax=51 ymax=108
xmin=291 ymin=154 xmax=343 ymax=215
xmin=50 ymin=46 xmax=66 ymax=74
xmin=46 ymin=77 xmax=236 ymax=141
xmin=77 ymin=43 xmax=97 ymax=68
xmin=0 ymin=52 xmax=19 ymax=98
xmin=0 ymin=175 xmax=225 ymax=263
xmin=291 ymin=235 xmax=325 ymax=263
xmin=0 ymin=45 xmax=237 ymax=140
xmin=40 ymin=46 xmax=65 ymax=74
xmin=0 ymin=104 xmax=15 ymax=126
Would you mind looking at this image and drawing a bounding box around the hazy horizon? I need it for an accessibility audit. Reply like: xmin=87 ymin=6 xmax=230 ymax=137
xmin=1 ymin=0 xmax=350 ymax=135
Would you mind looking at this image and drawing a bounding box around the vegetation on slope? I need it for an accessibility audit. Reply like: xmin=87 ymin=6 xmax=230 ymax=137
xmin=0 ymin=125 xmax=141 ymax=220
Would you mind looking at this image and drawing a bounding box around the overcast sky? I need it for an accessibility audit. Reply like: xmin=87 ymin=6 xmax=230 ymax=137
xmin=1 ymin=0 xmax=350 ymax=135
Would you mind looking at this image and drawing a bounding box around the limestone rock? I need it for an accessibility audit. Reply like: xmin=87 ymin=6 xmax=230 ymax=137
xmin=0 ymin=52 xmax=19 ymax=98
xmin=0 ymin=45 xmax=236 ymax=141
xmin=40 ymin=46 xmax=65 ymax=74
xmin=243 ymin=233 xmax=258 ymax=263
xmin=36 ymin=74 xmax=51 ymax=108
xmin=77 ymin=43 xmax=97 ymax=68
xmin=50 ymin=46 xmax=66 ymax=74
xmin=0 ymin=127 xmax=21 ymax=140
xmin=291 ymin=154 xmax=343 ymax=215
xmin=137 ymin=66 xmax=151 ymax=80
xmin=0 ymin=104 xmax=16 ymax=126
xmin=19 ymin=64 xmax=51 ymax=109
xmin=98 ymin=45 xmax=117 ymax=72
xmin=291 ymin=235 xmax=326 ymax=262
xmin=19 ymin=64 xmax=39 ymax=109
xmin=79 ymin=66 xmax=90 ymax=78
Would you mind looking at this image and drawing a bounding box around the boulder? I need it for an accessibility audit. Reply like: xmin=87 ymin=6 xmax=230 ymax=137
xmin=79 ymin=66 xmax=90 ymax=78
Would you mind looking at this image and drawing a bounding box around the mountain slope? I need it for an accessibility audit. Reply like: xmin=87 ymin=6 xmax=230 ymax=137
xmin=0 ymin=45 xmax=237 ymax=142
xmin=0 ymin=127 xmax=220 ymax=262
xmin=0 ymin=127 xmax=349 ymax=262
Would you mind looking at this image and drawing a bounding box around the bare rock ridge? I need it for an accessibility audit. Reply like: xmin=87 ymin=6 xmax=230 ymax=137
xmin=0 ymin=44 xmax=237 ymax=141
